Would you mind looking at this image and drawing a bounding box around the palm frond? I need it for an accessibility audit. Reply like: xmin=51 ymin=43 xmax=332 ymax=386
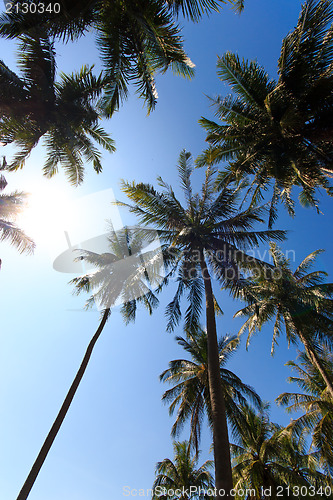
xmin=0 ymin=219 xmax=34 ymax=253
xmin=217 ymin=52 xmax=275 ymax=109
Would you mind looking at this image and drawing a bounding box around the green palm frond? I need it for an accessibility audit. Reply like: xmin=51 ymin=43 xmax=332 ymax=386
xmin=293 ymin=249 xmax=325 ymax=278
xmin=18 ymin=34 xmax=56 ymax=94
xmin=166 ymin=278 xmax=185 ymax=332
xmin=166 ymin=0 xmax=222 ymax=20
xmin=276 ymin=349 xmax=333 ymax=476
xmin=152 ymin=440 xmax=214 ymax=500
xmin=184 ymin=273 xmax=204 ymax=333
xmin=0 ymin=0 xmax=96 ymax=41
xmin=278 ymin=0 xmax=333 ymax=88
xmin=56 ymin=64 xmax=105 ymax=102
xmin=7 ymin=138 xmax=40 ymax=171
xmin=165 ymin=0 xmax=244 ymax=21
xmin=235 ymin=243 xmax=333 ymax=380
xmin=0 ymin=0 xmax=252 ymax=119
xmin=0 ymin=59 xmax=28 ymax=109
xmin=121 ymin=150 xmax=285 ymax=332
xmin=84 ymin=124 xmax=116 ymax=153
xmin=217 ymin=53 xmax=275 ymax=109
xmin=0 ymin=36 xmax=115 ymax=185
xmin=230 ymin=403 xmax=329 ymax=494
xmin=200 ymin=0 xmax=333 ymax=218
xmin=95 ymin=0 xmax=194 ymax=117
xmin=119 ymin=150 xmax=286 ymax=491
xmin=160 ymin=328 xmax=262 ymax=452
xmin=177 ymin=150 xmax=193 ymax=204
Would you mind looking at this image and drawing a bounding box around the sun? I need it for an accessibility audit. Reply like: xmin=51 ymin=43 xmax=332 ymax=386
xmin=16 ymin=180 xmax=76 ymax=250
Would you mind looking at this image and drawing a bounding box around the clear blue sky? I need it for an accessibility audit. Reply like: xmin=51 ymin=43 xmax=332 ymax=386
xmin=1 ymin=1 xmax=332 ymax=499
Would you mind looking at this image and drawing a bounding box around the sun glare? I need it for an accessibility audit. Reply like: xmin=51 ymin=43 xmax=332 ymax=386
xmin=17 ymin=182 xmax=76 ymax=250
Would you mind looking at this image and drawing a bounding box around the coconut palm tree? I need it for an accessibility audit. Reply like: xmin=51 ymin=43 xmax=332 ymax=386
xmin=231 ymin=404 xmax=329 ymax=499
xmin=0 ymin=34 xmax=115 ymax=185
xmin=119 ymin=150 xmax=285 ymax=495
xmin=152 ymin=440 xmax=214 ymax=500
xmin=277 ymin=431 xmax=332 ymax=497
xmin=198 ymin=0 xmax=333 ymax=220
xmin=0 ymin=0 xmax=196 ymax=117
xmin=231 ymin=404 xmax=282 ymax=498
xmin=16 ymin=225 xmax=160 ymax=500
xmin=277 ymin=349 xmax=333 ymax=478
xmin=0 ymin=0 xmax=244 ymax=115
xmin=160 ymin=328 xmax=261 ymax=453
xmin=0 ymin=172 xmax=34 ymax=255
xmin=234 ymin=243 xmax=333 ymax=399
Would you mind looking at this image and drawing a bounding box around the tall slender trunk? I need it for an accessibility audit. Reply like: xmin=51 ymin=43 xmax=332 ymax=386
xmin=298 ymin=330 xmax=333 ymax=399
xmin=199 ymin=249 xmax=233 ymax=498
xmin=16 ymin=308 xmax=110 ymax=500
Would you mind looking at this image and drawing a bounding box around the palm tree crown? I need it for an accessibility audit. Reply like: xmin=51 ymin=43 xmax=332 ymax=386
xmin=231 ymin=404 xmax=281 ymax=497
xmin=152 ymin=441 xmax=214 ymax=500
xmin=235 ymin=243 xmax=333 ymax=398
xmin=71 ymin=224 xmax=160 ymax=317
xmin=160 ymin=328 xmax=261 ymax=453
xmin=198 ymin=0 xmax=333 ymax=219
xmin=120 ymin=150 xmax=285 ymax=333
xmin=231 ymin=404 xmax=329 ymax=498
xmin=0 ymin=34 xmax=115 ymax=185
xmin=277 ymin=349 xmax=333 ymax=478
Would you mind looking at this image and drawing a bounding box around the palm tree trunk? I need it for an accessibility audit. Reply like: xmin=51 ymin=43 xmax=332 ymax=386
xmin=16 ymin=308 xmax=110 ymax=500
xmin=298 ymin=330 xmax=333 ymax=399
xmin=199 ymin=250 xmax=233 ymax=498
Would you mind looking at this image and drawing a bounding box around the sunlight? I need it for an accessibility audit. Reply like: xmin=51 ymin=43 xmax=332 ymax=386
xmin=17 ymin=181 xmax=76 ymax=250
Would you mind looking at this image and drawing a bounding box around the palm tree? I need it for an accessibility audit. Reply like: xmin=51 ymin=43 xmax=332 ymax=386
xmin=231 ymin=404 xmax=328 ymax=499
xmin=0 ymin=0 xmax=195 ymax=117
xmin=234 ymin=243 xmax=333 ymax=399
xmin=231 ymin=404 xmax=282 ymax=498
xmin=277 ymin=349 xmax=333 ymax=478
xmin=16 ymin=225 xmax=160 ymax=500
xmin=0 ymin=0 xmax=244 ymax=115
xmin=152 ymin=440 xmax=214 ymax=500
xmin=160 ymin=328 xmax=261 ymax=453
xmin=276 ymin=431 xmax=331 ymax=497
xmin=0 ymin=172 xmax=34 ymax=255
xmin=119 ymin=150 xmax=285 ymax=495
xmin=0 ymin=34 xmax=115 ymax=185
xmin=198 ymin=0 xmax=333 ymax=220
